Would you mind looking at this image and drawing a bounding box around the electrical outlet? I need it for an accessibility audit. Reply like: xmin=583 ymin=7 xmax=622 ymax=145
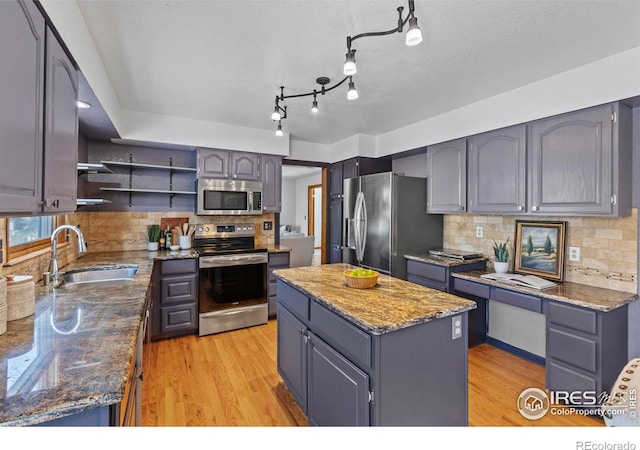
xmin=263 ymin=221 xmax=273 ymax=231
xmin=569 ymin=246 xmax=580 ymax=262
xmin=476 ymin=226 xmax=483 ymax=238
xmin=452 ymin=315 xmax=462 ymax=340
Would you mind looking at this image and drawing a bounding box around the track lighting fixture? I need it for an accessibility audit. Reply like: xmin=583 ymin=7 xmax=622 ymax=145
xmin=271 ymin=0 xmax=423 ymax=136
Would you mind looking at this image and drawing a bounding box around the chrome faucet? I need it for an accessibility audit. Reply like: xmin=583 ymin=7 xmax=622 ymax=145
xmin=50 ymin=225 xmax=88 ymax=285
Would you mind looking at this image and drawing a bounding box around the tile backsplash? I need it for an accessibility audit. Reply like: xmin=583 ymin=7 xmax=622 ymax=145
xmin=0 ymin=211 xmax=276 ymax=282
xmin=443 ymin=209 xmax=638 ymax=293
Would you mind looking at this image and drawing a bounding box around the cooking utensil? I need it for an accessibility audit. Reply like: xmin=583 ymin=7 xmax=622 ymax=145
xmin=183 ymin=222 xmax=189 ymax=236
xmin=174 ymin=226 xmax=183 ymax=236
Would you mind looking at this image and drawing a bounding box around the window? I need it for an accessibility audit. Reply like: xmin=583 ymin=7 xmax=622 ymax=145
xmin=6 ymin=216 xmax=64 ymax=261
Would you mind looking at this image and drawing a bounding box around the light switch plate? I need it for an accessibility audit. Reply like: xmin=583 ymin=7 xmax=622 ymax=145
xmin=569 ymin=246 xmax=580 ymax=262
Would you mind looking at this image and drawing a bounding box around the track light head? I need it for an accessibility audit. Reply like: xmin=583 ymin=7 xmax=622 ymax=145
xmin=405 ymin=16 xmax=422 ymax=46
xmin=275 ymin=122 xmax=283 ymax=137
xmin=343 ymin=51 xmax=357 ymax=76
xmin=271 ymin=105 xmax=281 ymax=121
xmin=347 ymin=78 xmax=358 ymax=100
xmin=311 ymin=100 xmax=319 ymax=113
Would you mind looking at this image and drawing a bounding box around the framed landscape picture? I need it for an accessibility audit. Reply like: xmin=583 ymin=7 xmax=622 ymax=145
xmin=514 ymin=220 xmax=567 ymax=281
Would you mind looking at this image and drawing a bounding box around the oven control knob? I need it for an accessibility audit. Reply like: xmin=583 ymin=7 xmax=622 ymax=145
xmin=198 ymin=227 xmax=203 ymax=232
xmin=204 ymin=227 xmax=209 ymax=232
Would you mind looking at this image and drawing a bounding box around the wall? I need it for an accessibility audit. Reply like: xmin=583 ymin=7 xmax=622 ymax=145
xmin=78 ymin=211 xmax=276 ymax=252
xmin=442 ymin=211 xmax=637 ymax=294
xmin=295 ymin=173 xmax=322 ymax=236
xmin=280 ymin=178 xmax=297 ymax=227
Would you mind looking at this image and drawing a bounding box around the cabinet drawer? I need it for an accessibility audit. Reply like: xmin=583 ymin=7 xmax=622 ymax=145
xmin=407 ymin=274 xmax=446 ymax=292
xmin=278 ymin=280 xmax=309 ymax=320
xmin=160 ymin=274 xmax=197 ymax=304
xmin=547 ymin=360 xmax=597 ymax=394
xmin=160 ymin=303 xmax=197 ymax=332
xmin=269 ymin=252 xmax=290 ymax=268
xmin=452 ymin=278 xmax=490 ymax=298
xmin=548 ymin=327 xmax=597 ymax=373
xmin=490 ymin=288 xmax=541 ymax=313
xmin=309 ymin=301 xmax=372 ymax=369
xmin=407 ymin=260 xmax=447 ymax=284
xmin=548 ymin=302 xmax=597 ymax=335
xmin=268 ymin=281 xmax=277 ymax=297
xmin=160 ymin=258 xmax=197 ymax=275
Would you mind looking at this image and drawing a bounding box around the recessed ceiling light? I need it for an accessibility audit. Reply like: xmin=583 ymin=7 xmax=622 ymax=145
xmin=76 ymin=100 xmax=92 ymax=109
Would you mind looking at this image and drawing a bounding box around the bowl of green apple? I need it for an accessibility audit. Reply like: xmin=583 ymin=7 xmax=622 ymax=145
xmin=344 ymin=267 xmax=379 ymax=289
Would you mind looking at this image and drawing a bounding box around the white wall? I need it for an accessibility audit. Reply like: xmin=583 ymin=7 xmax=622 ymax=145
xmin=280 ymin=178 xmax=296 ymax=228
xmin=295 ymin=173 xmax=322 ymax=236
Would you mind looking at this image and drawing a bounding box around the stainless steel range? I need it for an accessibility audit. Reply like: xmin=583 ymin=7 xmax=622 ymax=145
xmin=195 ymin=223 xmax=268 ymax=336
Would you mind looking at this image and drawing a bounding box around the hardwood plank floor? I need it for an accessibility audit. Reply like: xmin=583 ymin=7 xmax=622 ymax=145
xmin=141 ymin=319 xmax=603 ymax=427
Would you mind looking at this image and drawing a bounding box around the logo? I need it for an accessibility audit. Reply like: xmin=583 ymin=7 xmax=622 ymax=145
xmin=517 ymin=387 xmax=550 ymax=420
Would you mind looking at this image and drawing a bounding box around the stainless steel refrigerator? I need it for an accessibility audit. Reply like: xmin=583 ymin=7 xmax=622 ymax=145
xmin=343 ymin=172 xmax=443 ymax=280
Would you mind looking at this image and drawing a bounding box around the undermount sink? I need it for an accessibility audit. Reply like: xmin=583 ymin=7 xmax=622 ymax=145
xmin=60 ymin=265 xmax=139 ymax=286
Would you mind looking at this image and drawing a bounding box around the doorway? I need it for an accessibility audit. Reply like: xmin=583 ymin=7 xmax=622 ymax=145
xmin=307 ymin=184 xmax=323 ymax=257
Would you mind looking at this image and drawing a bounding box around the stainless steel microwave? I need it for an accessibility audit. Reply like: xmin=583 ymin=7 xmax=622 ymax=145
xmin=197 ymin=179 xmax=262 ymax=215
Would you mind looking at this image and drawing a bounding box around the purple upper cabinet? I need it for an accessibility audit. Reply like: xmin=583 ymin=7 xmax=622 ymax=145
xmin=43 ymin=26 xmax=79 ymax=214
xmin=0 ymin=1 xmax=45 ymax=214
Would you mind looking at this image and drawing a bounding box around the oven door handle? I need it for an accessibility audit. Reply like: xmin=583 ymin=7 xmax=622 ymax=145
xmin=199 ymin=253 xmax=268 ymax=267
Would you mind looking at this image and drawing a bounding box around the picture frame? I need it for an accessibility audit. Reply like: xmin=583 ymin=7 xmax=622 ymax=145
xmin=514 ymin=220 xmax=567 ymax=281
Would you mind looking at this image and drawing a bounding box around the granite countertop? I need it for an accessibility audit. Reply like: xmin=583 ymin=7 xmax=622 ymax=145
xmin=0 ymin=249 xmax=197 ymax=426
xmin=452 ymin=269 xmax=638 ymax=312
xmin=273 ymin=264 xmax=477 ymax=335
xmin=261 ymin=244 xmax=292 ymax=253
xmin=405 ymin=253 xmax=489 ymax=267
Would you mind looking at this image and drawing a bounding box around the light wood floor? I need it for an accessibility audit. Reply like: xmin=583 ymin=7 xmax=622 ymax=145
xmin=141 ymin=319 xmax=603 ymax=427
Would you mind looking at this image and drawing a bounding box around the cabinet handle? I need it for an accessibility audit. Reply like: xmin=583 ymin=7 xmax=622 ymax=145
xmin=531 ymin=205 xmax=539 ymax=211
xmin=298 ymin=327 xmax=304 ymax=335
xmin=459 ymin=205 xmax=464 ymax=211
xmin=43 ymin=198 xmax=59 ymax=208
xmin=517 ymin=205 xmax=523 ymax=211
xmin=233 ymin=174 xmax=237 ymax=179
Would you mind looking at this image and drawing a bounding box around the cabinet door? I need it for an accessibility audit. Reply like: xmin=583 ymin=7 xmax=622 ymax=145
xmin=328 ymin=197 xmax=342 ymax=263
xmin=529 ymin=104 xmax=613 ymax=215
xmin=468 ymin=125 xmax=526 ymax=214
xmin=197 ymin=148 xmax=229 ymax=178
xmin=426 ymin=138 xmax=467 ymax=213
xmin=231 ymin=152 xmax=260 ymax=181
xmin=342 ymin=158 xmax=358 ymax=180
xmin=277 ymin=305 xmax=308 ymax=411
xmin=43 ymin=28 xmax=78 ymax=213
xmin=261 ymin=154 xmax=281 ymax=211
xmin=329 ymin=162 xmax=343 ymax=198
xmin=0 ymin=1 xmax=45 ymax=213
xmin=307 ymin=331 xmax=370 ymax=426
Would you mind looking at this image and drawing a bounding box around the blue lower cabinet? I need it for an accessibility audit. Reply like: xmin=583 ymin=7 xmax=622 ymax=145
xmin=277 ymin=305 xmax=308 ymax=411
xmin=307 ymin=331 xmax=370 ymax=426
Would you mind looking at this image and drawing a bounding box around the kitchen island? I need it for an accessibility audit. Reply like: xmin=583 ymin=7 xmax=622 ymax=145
xmin=273 ymin=263 xmax=477 ymax=426
xmin=0 ymin=249 xmax=196 ymax=426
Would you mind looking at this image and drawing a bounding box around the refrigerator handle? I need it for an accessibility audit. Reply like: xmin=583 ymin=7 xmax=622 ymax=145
xmin=354 ymin=192 xmax=365 ymax=263
xmin=345 ymin=218 xmax=355 ymax=250
xmin=360 ymin=193 xmax=367 ymax=261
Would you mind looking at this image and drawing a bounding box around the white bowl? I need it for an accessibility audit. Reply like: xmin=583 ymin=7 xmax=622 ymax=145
xmin=170 ymin=245 xmax=180 ymax=251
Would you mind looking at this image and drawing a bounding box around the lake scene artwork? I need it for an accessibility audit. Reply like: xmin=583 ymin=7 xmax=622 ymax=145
xmin=514 ymin=221 xmax=566 ymax=281
xmin=519 ymin=225 xmax=559 ymax=272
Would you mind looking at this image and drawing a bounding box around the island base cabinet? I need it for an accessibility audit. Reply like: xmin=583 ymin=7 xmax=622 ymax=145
xmin=277 ymin=304 xmax=308 ymax=411
xmin=307 ymin=331 xmax=370 ymax=426
xmin=277 ymin=280 xmax=470 ymax=426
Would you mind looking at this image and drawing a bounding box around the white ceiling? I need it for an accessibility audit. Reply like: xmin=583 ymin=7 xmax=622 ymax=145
xmin=65 ymin=1 xmax=640 ymax=146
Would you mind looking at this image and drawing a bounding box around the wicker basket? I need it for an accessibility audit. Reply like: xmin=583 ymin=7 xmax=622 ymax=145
xmin=6 ymin=275 xmax=35 ymax=321
xmin=344 ymin=270 xmax=379 ymax=289
xmin=0 ymin=277 xmax=6 ymax=335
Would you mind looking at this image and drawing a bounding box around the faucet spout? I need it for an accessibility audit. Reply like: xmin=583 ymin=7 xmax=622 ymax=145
xmin=50 ymin=225 xmax=87 ymax=285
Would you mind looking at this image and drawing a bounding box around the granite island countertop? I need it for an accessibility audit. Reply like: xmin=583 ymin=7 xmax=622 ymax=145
xmin=0 ymin=249 xmax=197 ymax=426
xmin=273 ymin=263 xmax=477 ymax=335
xmin=451 ymin=269 xmax=638 ymax=312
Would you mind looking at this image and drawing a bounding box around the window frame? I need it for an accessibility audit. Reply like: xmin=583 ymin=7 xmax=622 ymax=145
xmin=6 ymin=215 xmax=66 ymax=262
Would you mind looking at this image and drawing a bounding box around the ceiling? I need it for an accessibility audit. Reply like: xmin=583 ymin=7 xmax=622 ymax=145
xmin=73 ymin=0 xmax=640 ymax=146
